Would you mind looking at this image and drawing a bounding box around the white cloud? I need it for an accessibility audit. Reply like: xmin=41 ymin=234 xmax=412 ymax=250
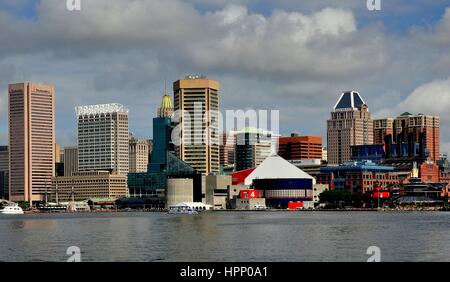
xmin=379 ymin=77 xmax=450 ymax=155
xmin=0 ymin=1 xmax=449 ymax=148
xmin=397 ymin=77 xmax=450 ymax=115
xmin=0 ymin=1 xmax=386 ymax=79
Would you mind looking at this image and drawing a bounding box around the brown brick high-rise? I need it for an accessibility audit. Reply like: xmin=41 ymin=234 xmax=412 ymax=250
xmin=327 ymin=91 xmax=373 ymax=165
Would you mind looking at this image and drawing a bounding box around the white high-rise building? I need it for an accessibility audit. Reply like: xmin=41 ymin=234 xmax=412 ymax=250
xmin=76 ymin=103 xmax=129 ymax=175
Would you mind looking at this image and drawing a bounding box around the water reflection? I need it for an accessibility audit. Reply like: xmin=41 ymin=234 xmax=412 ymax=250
xmin=0 ymin=212 xmax=449 ymax=262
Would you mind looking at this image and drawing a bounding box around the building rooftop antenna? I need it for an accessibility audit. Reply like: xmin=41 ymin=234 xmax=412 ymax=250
xmin=164 ymin=77 xmax=167 ymax=96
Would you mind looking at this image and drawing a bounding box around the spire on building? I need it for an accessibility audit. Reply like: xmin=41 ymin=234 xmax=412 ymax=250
xmin=157 ymin=90 xmax=173 ymax=118
xmin=333 ymin=91 xmax=367 ymax=111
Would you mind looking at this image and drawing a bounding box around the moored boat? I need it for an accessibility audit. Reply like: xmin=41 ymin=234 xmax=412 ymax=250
xmin=0 ymin=205 xmax=24 ymax=215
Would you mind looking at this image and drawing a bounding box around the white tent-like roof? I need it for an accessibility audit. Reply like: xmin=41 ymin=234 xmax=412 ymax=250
xmin=244 ymin=155 xmax=316 ymax=186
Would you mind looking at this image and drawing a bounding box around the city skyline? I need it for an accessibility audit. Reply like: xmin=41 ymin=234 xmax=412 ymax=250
xmin=1 ymin=1 xmax=450 ymax=153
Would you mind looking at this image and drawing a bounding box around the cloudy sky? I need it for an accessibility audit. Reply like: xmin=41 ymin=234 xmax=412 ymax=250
xmin=1 ymin=0 xmax=450 ymax=152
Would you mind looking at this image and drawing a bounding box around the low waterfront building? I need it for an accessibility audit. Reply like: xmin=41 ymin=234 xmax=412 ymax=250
xmin=396 ymin=178 xmax=448 ymax=206
xmin=128 ymin=152 xmax=202 ymax=201
xmin=317 ymin=161 xmax=400 ymax=193
xmin=50 ymin=171 xmax=128 ymax=202
xmin=166 ymin=178 xmax=194 ymax=208
xmin=87 ymin=197 xmax=118 ymax=210
xmin=205 ymin=174 xmax=231 ymax=210
xmin=231 ymin=168 xmax=255 ymax=186
xmin=245 ymin=155 xmax=315 ymax=209
xmin=233 ymin=198 xmax=266 ymax=210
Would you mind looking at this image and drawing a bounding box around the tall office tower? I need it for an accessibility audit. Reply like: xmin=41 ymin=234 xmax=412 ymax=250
xmin=0 ymin=146 xmax=9 ymax=199
xmin=63 ymin=146 xmax=78 ymax=176
xmin=8 ymin=82 xmax=55 ymax=203
xmin=220 ymin=131 xmax=237 ymax=168
xmin=327 ymin=91 xmax=373 ymax=165
xmin=76 ymin=103 xmax=129 ymax=175
xmin=173 ymin=75 xmax=220 ymax=174
xmin=373 ymin=118 xmax=394 ymax=144
xmin=393 ymin=113 xmax=440 ymax=161
xmin=278 ymin=134 xmax=323 ymax=160
xmin=148 ymin=94 xmax=174 ymax=173
xmin=235 ymin=127 xmax=273 ymax=171
xmin=129 ymin=135 xmax=150 ymax=173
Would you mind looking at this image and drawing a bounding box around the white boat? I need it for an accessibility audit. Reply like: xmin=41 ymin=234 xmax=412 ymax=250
xmin=0 ymin=205 xmax=24 ymax=215
xmin=168 ymin=205 xmax=198 ymax=215
xmin=167 ymin=202 xmax=214 ymax=214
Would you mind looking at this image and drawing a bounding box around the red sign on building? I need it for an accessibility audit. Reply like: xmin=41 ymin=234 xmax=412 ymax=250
xmin=288 ymin=201 xmax=304 ymax=210
xmin=240 ymin=190 xmax=261 ymax=199
xmin=372 ymin=192 xmax=390 ymax=199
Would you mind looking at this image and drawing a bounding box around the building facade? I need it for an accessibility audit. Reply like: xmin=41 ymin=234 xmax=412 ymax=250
xmin=235 ymin=127 xmax=273 ymax=171
xmin=8 ymin=82 xmax=55 ymax=203
xmin=205 ymin=174 xmax=231 ymax=209
xmin=374 ymin=113 xmax=440 ymax=162
xmin=394 ymin=113 xmax=440 ymax=162
xmin=149 ymin=94 xmax=173 ymax=172
xmin=51 ymin=171 xmax=128 ymax=202
xmin=278 ymin=134 xmax=323 ymax=160
xmin=165 ymin=178 xmax=194 ymax=208
xmin=327 ymin=91 xmax=373 ymax=165
xmin=0 ymin=146 xmax=9 ymax=199
xmin=173 ymin=75 xmax=220 ymax=174
xmin=317 ymin=161 xmax=399 ymax=193
xmin=129 ymin=136 xmax=150 ymax=173
xmin=76 ymin=103 xmax=129 ymax=175
xmin=64 ymin=146 xmax=78 ymax=176
xmin=373 ymin=118 xmax=394 ymax=144
xmin=245 ymin=155 xmax=316 ymax=209
xmin=322 ymin=147 xmax=328 ymax=162
xmin=220 ymin=131 xmax=237 ymax=169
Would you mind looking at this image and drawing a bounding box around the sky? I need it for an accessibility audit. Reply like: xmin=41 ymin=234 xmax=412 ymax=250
xmin=1 ymin=0 xmax=450 ymax=152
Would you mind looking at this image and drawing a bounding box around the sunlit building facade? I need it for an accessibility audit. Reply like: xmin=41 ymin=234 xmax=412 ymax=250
xmin=8 ymin=82 xmax=55 ymax=203
xmin=76 ymin=103 xmax=129 ymax=175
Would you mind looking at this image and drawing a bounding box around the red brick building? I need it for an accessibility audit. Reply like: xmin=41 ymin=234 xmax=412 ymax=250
xmin=317 ymin=162 xmax=401 ymax=193
xmin=278 ymin=134 xmax=322 ymax=160
xmin=374 ymin=113 xmax=440 ymax=162
xmin=374 ymin=118 xmax=394 ymax=144
xmin=420 ymin=161 xmax=440 ymax=183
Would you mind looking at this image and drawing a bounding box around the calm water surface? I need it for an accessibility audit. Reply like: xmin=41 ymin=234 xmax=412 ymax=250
xmin=0 ymin=211 xmax=449 ymax=262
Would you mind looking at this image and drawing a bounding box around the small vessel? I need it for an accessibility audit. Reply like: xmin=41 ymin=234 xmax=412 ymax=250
xmin=0 ymin=205 xmax=24 ymax=215
xmin=168 ymin=205 xmax=199 ymax=215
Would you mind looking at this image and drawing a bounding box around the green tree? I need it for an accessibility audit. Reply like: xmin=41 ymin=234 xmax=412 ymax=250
xmin=18 ymin=201 xmax=30 ymax=210
xmin=319 ymin=190 xmax=368 ymax=208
